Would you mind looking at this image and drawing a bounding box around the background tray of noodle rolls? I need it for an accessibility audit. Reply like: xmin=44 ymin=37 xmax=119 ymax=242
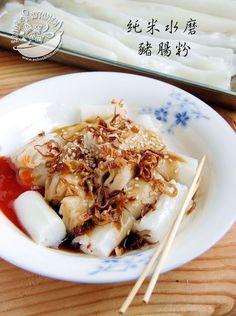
xmin=0 ymin=0 xmax=236 ymax=109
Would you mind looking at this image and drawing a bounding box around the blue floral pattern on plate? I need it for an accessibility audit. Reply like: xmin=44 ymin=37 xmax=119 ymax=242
xmin=140 ymin=91 xmax=209 ymax=134
xmin=89 ymin=251 xmax=152 ymax=275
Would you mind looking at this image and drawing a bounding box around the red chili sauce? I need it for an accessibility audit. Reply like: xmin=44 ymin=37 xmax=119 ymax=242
xmin=0 ymin=156 xmax=33 ymax=229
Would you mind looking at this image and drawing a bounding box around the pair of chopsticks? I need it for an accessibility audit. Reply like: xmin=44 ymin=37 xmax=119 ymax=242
xmin=119 ymin=155 xmax=206 ymax=314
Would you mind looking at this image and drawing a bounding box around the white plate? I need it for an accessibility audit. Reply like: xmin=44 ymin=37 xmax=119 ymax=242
xmin=0 ymin=72 xmax=235 ymax=283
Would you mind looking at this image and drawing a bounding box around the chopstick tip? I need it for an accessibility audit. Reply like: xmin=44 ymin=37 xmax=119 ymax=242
xmin=119 ymin=307 xmax=125 ymax=314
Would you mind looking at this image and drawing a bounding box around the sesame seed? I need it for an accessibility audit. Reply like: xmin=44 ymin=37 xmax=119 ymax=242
xmin=126 ymin=187 xmax=133 ymax=192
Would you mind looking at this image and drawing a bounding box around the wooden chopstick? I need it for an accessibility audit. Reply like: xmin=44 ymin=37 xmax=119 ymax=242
xmin=119 ymin=234 xmax=168 ymax=314
xmin=143 ymin=155 xmax=206 ymax=303
xmin=119 ymin=156 xmax=205 ymax=314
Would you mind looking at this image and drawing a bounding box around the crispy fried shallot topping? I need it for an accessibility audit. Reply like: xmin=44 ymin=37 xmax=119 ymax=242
xmin=34 ymin=112 xmax=178 ymax=234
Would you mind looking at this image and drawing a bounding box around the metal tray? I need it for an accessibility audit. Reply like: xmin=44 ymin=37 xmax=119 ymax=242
xmin=1 ymin=30 xmax=236 ymax=110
